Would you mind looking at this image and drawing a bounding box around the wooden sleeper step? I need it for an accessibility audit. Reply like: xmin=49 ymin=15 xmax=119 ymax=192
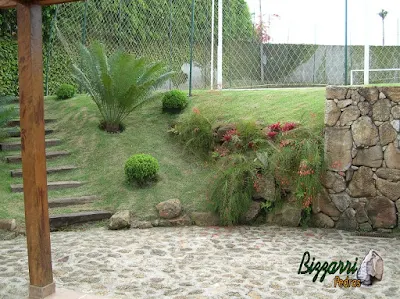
xmin=50 ymin=211 xmax=112 ymax=230
xmin=10 ymin=165 xmax=77 ymax=178
xmin=10 ymin=181 xmax=85 ymax=193
xmin=1 ymin=138 xmax=61 ymax=151
xmin=6 ymin=128 xmax=54 ymax=138
xmin=49 ymin=196 xmax=99 ymax=208
xmin=7 ymin=118 xmax=57 ymax=127
xmin=5 ymin=150 xmax=69 ymax=163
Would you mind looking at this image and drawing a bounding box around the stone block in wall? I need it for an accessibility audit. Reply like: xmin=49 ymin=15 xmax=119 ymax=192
xmin=325 ymin=127 xmax=352 ymax=171
xmin=351 ymin=116 xmax=379 ymax=147
xmin=379 ymin=122 xmax=397 ymax=146
xmin=384 ymin=143 xmax=400 ymax=170
xmin=350 ymin=90 xmax=365 ymax=103
xmin=336 ymin=208 xmax=357 ymax=231
xmin=326 ymin=86 xmax=347 ymax=100
xmin=372 ymin=99 xmax=391 ymax=122
xmin=379 ymin=87 xmax=400 ymax=103
xmin=311 ymin=213 xmax=335 ymax=228
xmin=358 ymin=102 xmax=371 ymax=116
xmin=358 ymin=87 xmax=379 ymax=104
xmin=376 ymin=168 xmax=400 ymax=182
xmin=375 ymin=178 xmax=400 ymax=201
xmin=352 ymin=201 xmax=369 ymax=224
xmin=312 ymin=189 xmax=341 ymax=219
xmin=391 ymin=120 xmax=400 ymax=132
xmin=329 ymin=192 xmax=351 ymax=212
xmin=348 ymin=166 xmax=376 ymax=197
xmin=325 ymin=100 xmax=341 ymax=126
xmin=321 ymin=171 xmax=346 ymax=193
xmin=366 ymin=196 xmax=397 ymax=229
xmin=352 ymin=145 xmax=383 ymax=168
xmin=359 ymin=222 xmax=373 ymax=232
xmin=339 ymin=106 xmax=360 ymax=126
xmin=391 ymin=106 xmax=400 ymax=119
xmin=337 ymin=99 xmax=353 ymax=109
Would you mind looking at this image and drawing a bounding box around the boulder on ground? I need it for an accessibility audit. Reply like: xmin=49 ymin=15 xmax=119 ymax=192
xmin=267 ymin=199 xmax=302 ymax=227
xmin=0 ymin=219 xmax=16 ymax=231
xmin=156 ymin=199 xmax=182 ymax=219
xmin=108 ymin=210 xmax=131 ymax=230
xmin=241 ymin=201 xmax=262 ymax=224
xmin=311 ymin=213 xmax=335 ymax=228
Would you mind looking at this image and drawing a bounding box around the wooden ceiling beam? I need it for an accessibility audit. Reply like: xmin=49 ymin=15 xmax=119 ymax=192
xmin=0 ymin=0 xmax=81 ymax=9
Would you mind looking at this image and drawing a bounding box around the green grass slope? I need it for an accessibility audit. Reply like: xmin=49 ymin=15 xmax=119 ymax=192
xmin=0 ymin=88 xmax=325 ymax=225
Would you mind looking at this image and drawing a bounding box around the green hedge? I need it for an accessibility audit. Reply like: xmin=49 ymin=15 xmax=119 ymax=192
xmin=0 ymin=40 xmax=74 ymax=96
xmin=0 ymin=41 xmax=18 ymax=96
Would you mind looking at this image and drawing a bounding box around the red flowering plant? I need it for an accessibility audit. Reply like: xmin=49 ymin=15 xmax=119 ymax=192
xmin=266 ymin=120 xmax=325 ymax=226
xmin=212 ymin=120 xmax=265 ymax=159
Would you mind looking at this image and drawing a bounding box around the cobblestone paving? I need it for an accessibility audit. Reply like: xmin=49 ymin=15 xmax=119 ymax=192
xmin=1 ymin=225 xmax=400 ymax=299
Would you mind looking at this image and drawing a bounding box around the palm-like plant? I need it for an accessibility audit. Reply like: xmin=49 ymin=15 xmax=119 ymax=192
xmin=378 ymin=9 xmax=388 ymax=46
xmin=72 ymin=41 xmax=173 ymax=133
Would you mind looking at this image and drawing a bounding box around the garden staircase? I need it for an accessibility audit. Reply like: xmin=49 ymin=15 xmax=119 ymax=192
xmin=1 ymin=118 xmax=110 ymax=230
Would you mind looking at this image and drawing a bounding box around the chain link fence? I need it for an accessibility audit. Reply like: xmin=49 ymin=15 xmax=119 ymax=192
xmin=40 ymin=0 xmax=400 ymax=94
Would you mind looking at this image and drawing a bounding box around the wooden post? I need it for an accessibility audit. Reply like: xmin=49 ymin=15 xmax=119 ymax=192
xmin=16 ymin=3 xmax=54 ymax=298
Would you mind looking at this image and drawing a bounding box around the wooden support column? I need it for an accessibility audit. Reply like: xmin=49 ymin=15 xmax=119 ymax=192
xmin=16 ymin=3 xmax=54 ymax=298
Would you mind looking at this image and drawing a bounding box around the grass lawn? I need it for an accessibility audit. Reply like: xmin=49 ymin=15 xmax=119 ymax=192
xmin=0 ymin=88 xmax=325 ymax=225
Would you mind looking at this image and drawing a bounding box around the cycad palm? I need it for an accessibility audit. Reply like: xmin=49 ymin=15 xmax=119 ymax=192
xmin=72 ymin=41 xmax=172 ymax=133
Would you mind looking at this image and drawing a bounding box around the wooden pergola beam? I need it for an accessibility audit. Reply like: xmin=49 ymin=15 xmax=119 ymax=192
xmin=0 ymin=0 xmax=80 ymax=9
xmin=3 ymin=1 xmax=83 ymax=298
xmin=16 ymin=4 xmax=54 ymax=298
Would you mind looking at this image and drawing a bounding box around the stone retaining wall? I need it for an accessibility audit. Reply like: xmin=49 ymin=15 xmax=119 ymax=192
xmin=313 ymin=86 xmax=400 ymax=231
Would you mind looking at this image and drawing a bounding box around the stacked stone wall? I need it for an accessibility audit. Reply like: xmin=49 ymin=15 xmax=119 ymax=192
xmin=314 ymin=86 xmax=400 ymax=231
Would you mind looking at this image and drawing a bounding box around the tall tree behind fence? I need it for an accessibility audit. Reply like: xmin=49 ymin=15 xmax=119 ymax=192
xmin=1 ymin=1 xmax=400 ymax=95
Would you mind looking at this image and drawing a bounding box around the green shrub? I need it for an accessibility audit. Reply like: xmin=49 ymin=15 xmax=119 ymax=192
xmin=125 ymin=154 xmax=160 ymax=185
xmin=56 ymin=83 xmax=76 ymax=100
xmin=208 ymin=154 xmax=256 ymax=225
xmin=162 ymin=90 xmax=188 ymax=111
xmin=170 ymin=107 xmax=214 ymax=157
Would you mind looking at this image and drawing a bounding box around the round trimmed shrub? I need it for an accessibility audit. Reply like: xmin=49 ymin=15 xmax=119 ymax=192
xmin=162 ymin=90 xmax=188 ymax=112
xmin=56 ymin=84 xmax=76 ymax=100
xmin=125 ymin=154 xmax=160 ymax=184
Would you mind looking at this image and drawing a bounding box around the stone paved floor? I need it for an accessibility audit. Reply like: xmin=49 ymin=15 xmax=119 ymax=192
xmin=1 ymin=225 xmax=400 ymax=299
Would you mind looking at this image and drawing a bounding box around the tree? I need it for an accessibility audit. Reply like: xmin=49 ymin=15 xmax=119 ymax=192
xmin=378 ymin=9 xmax=388 ymax=46
xmin=72 ymin=41 xmax=172 ymax=133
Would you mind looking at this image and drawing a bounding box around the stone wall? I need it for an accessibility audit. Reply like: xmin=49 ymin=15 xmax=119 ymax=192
xmin=313 ymin=86 xmax=400 ymax=232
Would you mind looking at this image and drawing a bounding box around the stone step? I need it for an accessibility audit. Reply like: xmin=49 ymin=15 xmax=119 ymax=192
xmin=50 ymin=211 xmax=112 ymax=230
xmin=49 ymin=196 xmax=99 ymax=208
xmin=10 ymin=165 xmax=77 ymax=178
xmin=6 ymin=128 xmax=54 ymax=138
xmin=7 ymin=118 xmax=57 ymax=127
xmin=5 ymin=150 xmax=70 ymax=163
xmin=10 ymin=181 xmax=85 ymax=193
xmin=0 ymin=138 xmax=61 ymax=151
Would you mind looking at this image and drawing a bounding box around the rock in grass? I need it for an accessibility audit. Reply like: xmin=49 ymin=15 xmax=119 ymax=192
xmin=0 ymin=219 xmax=16 ymax=231
xmin=108 ymin=210 xmax=131 ymax=230
xmin=156 ymin=199 xmax=182 ymax=219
